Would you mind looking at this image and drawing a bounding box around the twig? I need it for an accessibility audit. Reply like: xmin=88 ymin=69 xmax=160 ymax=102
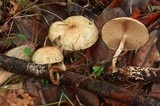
xmin=0 ymin=53 xmax=49 ymax=78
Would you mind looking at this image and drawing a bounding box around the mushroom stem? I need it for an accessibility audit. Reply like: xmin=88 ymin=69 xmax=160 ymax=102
xmin=111 ymin=34 xmax=127 ymax=72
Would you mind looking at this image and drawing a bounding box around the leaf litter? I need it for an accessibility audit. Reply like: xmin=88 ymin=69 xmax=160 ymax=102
xmin=0 ymin=0 xmax=159 ymax=106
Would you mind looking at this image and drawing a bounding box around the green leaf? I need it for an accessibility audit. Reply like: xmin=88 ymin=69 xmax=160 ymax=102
xmin=92 ymin=65 xmax=104 ymax=77
xmin=6 ymin=38 xmax=13 ymax=45
xmin=151 ymin=6 xmax=160 ymax=11
xmin=24 ymin=47 xmax=32 ymax=57
xmin=17 ymin=33 xmax=27 ymax=40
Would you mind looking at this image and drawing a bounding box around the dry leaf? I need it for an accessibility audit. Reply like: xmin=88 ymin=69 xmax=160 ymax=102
xmin=156 ymin=31 xmax=160 ymax=53
xmin=120 ymin=0 xmax=149 ymax=16
xmin=0 ymin=89 xmax=34 ymax=106
xmin=9 ymin=0 xmax=20 ymax=15
xmin=96 ymin=7 xmax=126 ymax=30
xmin=14 ymin=18 xmax=48 ymax=46
xmin=132 ymin=30 xmax=158 ymax=67
xmin=143 ymin=45 xmax=160 ymax=67
xmin=0 ymin=44 xmax=35 ymax=85
xmin=149 ymin=84 xmax=160 ymax=98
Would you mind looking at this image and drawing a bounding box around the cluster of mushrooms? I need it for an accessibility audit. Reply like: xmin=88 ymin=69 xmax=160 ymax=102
xmin=31 ymin=15 xmax=149 ymax=84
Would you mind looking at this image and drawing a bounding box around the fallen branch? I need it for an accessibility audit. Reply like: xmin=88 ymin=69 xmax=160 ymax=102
xmin=60 ymin=71 xmax=160 ymax=106
xmin=0 ymin=53 xmax=49 ymax=78
xmin=0 ymin=53 xmax=160 ymax=105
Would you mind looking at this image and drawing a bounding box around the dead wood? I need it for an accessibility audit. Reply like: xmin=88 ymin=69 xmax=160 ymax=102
xmin=0 ymin=53 xmax=160 ymax=105
xmin=0 ymin=53 xmax=49 ymax=78
xmin=60 ymin=71 xmax=160 ymax=106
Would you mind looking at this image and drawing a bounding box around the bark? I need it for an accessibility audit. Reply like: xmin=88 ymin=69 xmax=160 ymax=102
xmin=0 ymin=53 xmax=49 ymax=78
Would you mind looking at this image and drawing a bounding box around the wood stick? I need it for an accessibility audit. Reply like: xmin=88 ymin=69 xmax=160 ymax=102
xmin=60 ymin=71 xmax=160 ymax=106
xmin=0 ymin=53 xmax=49 ymax=78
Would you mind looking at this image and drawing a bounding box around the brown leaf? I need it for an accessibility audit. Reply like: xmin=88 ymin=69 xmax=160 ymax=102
xmin=149 ymin=84 xmax=160 ymax=98
xmin=156 ymin=30 xmax=160 ymax=53
xmin=14 ymin=18 xmax=48 ymax=46
xmin=90 ymin=36 xmax=115 ymax=64
xmin=40 ymin=85 xmax=61 ymax=104
xmin=9 ymin=0 xmax=20 ymax=15
xmin=108 ymin=0 xmax=124 ymax=7
xmin=132 ymin=30 xmax=159 ymax=67
xmin=0 ymin=89 xmax=34 ymax=106
xmin=38 ymin=1 xmax=96 ymax=24
xmin=143 ymin=45 xmax=160 ymax=67
xmin=38 ymin=2 xmax=68 ymax=23
xmin=23 ymin=78 xmax=43 ymax=104
xmin=96 ymin=7 xmax=126 ymax=30
xmin=150 ymin=0 xmax=160 ymax=5
xmin=76 ymin=88 xmax=100 ymax=106
xmin=104 ymin=98 xmax=128 ymax=106
xmin=139 ymin=12 xmax=159 ymax=26
xmin=120 ymin=0 xmax=149 ymax=16
xmin=0 ymin=0 xmax=2 ymax=6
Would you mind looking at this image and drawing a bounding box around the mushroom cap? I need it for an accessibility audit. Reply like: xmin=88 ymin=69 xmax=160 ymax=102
xmin=102 ymin=17 xmax=149 ymax=50
xmin=32 ymin=46 xmax=63 ymax=64
xmin=48 ymin=21 xmax=66 ymax=42
xmin=48 ymin=15 xmax=98 ymax=51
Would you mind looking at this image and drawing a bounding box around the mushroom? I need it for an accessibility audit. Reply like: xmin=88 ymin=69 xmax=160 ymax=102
xmin=32 ymin=46 xmax=66 ymax=84
xmin=101 ymin=17 xmax=149 ymax=72
xmin=48 ymin=15 xmax=98 ymax=51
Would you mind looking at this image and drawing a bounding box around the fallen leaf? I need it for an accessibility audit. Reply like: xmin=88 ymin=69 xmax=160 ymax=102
xmin=150 ymin=0 xmax=160 ymax=5
xmin=156 ymin=31 xmax=160 ymax=53
xmin=132 ymin=30 xmax=159 ymax=67
xmin=14 ymin=18 xmax=48 ymax=46
xmin=149 ymin=84 xmax=160 ymax=98
xmin=120 ymin=0 xmax=149 ymax=16
xmin=9 ymin=0 xmax=20 ymax=15
xmin=131 ymin=6 xmax=141 ymax=19
xmin=104 ymin=98 xmax=128 ymax=106
xmin=90 ymin=36 xmax=115 ymax=64
xmin=143 ymin=45 xmax=160 ymax=67
xmin=96 ymin=7 xmax=126 ymax=30
xmin=139 ymin=12 xmax=159 ymax=26
xmin=76 ymin=88 xmax=100 ymax=106
xmin=38 ymin=1 xmax=68 ymax=23
xmin=0 ymin=44 xmax=35 ymax=85
xmin=0 ymin=0 xmax=2 ymax=6
xmin=108 ymin=0 xmax=124 ymax=7
xmin=0 ymin=89 xmax=34 ymax=106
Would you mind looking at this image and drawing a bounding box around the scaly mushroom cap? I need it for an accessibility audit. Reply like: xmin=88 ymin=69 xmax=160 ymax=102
xmin=102 ymin=17 xmax=149 ymax=50
xmin=32 ymin=46 xmax=63 ymax=64
xmin=48 ymin=15 xmax=98 ymax=51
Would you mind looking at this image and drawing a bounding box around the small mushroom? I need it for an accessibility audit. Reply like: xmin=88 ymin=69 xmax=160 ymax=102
xmin=48 ymin=15 xmax=98 ymax=51
xmin=101 ymin=17 xmax=149 ymax=72
xmin=32 ymin=46 xmax=66 ymax=84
